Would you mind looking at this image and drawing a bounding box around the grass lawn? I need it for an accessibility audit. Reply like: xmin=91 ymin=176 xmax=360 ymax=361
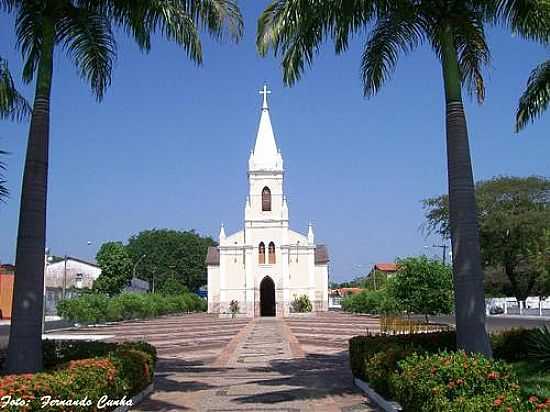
xmin=513 ymin=361 xmax=550 ymax=399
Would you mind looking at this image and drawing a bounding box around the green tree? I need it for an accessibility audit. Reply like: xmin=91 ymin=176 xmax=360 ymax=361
xmin=159 ymin=276 xmax=189 ymax=296
xmin=424 ymin=176 xmax=550 ymax=301
xmin=256 ymin=0 xmax=550 ymax=356
xmin=4 ymin=0 xmax=242 ymax=374
xmin=530 ymin=228 xmax=550 ymax=297
xmin=0 ymin=56 xmax=30 ymax=201
xmin=93 ymin=241 xmax=133 ymax=296
xmin=125 ymin=229 xmax=216 ymax=292
xmin=516 ymin=60 xmax=550 ymax=131
xmin=388 ymin=256 xmax=454 ymax=321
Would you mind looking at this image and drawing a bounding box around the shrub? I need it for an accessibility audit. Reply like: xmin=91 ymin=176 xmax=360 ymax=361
xmin=389 ymin=351 xmax=525 ymax=412
xmin=342 ymin=290 xmax=386 ymax=314
xmin=528 ymin=326 xmax=550 ymax=371
xmin=349 ymin=331 xmax=456 ymax=382
xmin=491 ymin=328 xmax=531 ymax=362
xmin=0 ymin=341 xmax=155 ymax=412
xmin=291 ymin=295 xmax=312 ymax=313
xmin=57 ymin=292 xmax=205 ymax=324
xmin=42 ymin=340 xmax=157 ymax=369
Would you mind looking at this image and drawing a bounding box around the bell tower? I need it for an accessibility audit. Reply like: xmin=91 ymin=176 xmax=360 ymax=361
xmin=245 ymin=84 xmax=288 ymax=227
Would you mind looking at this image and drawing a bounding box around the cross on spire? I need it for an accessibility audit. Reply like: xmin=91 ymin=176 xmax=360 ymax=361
xmin=259 ymin=83 xmax=271 ymax=110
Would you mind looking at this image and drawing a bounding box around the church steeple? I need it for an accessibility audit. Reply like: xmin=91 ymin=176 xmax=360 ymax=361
xmin=249 ymin=84 xmax=283 ymax=171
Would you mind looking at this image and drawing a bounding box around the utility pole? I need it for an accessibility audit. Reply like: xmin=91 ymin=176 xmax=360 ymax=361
xmin=62 ymin=254 xmax=67 ymax=299
xmin=424 ymin=244 xmax=449 ymax=265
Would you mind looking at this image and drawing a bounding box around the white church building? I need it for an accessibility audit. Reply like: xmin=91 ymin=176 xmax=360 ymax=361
xmin=206 ymin=85 xmax=329 ymax=317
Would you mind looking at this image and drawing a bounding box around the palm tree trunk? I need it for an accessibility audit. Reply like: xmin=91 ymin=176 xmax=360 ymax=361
xmin=6 ymin=22 xmax=55 ymax=373
xmin=440 ymin=27 xmax=492 ymax=357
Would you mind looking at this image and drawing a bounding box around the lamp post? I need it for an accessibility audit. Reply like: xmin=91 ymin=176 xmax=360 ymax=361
xmin=133 ymin=254 xmax=147 ymax=279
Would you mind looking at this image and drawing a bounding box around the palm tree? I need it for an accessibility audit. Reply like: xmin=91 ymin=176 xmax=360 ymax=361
xmin=2 ymin=0 xmax=242 ymax=373
xmin=0 ymin=56 xmax=30 ymax=201
xmin=257 ymin=0 xmax=547 ymax=356
xmin=516 ymin=60 xmax=550 ymax=131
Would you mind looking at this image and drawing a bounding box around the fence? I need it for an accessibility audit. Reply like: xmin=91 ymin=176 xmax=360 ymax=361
xmin=486 ymin=296 xmax=550 ymax=317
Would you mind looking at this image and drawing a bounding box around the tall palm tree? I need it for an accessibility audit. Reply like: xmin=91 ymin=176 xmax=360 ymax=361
xmin=0 ymin=56 xmax=30 ymax=201
xmin=257 ymin=0 xmax=548 ymax=356
xmin=2 ymin=0 xmax=242 ymax=373
xmin=516 ymin=60 xmax=550 ymax=131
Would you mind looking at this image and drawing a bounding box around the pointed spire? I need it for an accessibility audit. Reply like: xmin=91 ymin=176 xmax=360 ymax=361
xmin=219 ymin=224 xmax=226 ymax=241
xmin=308 ymin=222 xmax=314 ymax=243
xmin=250 ymin=83 xmax=282 ymax=171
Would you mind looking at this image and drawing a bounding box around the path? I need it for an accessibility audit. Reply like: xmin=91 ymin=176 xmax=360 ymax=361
xmin=49 ymin=312 xmax=379 ymax=411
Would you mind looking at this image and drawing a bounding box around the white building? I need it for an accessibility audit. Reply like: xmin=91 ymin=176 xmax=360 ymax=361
xmin=206 ymin=85 xmax=329 ymax=317
xmin=46 ymin=257 xmax=101 ymax=290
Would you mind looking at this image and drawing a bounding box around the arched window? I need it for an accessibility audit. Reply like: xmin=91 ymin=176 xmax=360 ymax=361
xmin=268 ymin=242 xmax=276 ymax=264
xmin=262 ymin=187 xmax=271 ymax=211
xmin=258 ymin=242 xmax=266 ymax=264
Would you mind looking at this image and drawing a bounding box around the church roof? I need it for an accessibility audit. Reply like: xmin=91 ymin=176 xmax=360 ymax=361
xmin=250 ymin=84 xmax=282 ymax=171
xmin=314 ymin=245 xmax=330 ymax=264
xmin=205 ymin=246 xmax=220 ymax=266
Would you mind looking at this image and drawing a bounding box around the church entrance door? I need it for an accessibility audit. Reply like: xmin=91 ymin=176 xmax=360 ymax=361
xmin=260 ymin=277 xmax=276 ymax=316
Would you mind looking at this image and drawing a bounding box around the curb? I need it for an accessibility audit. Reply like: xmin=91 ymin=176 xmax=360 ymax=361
xmin=113 ymin=383 xmax=154 ymax=412
xmin=354 ymin=377 xmax=402 ymax=412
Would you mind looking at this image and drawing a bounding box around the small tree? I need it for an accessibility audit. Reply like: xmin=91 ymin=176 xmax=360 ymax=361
xmin=93 ymin=242 xmax=133 ymax=296
xmin=388 ymin=256 xmax=454 ymax=323
xmin=159 ymin=276 xmax=188 ymax=296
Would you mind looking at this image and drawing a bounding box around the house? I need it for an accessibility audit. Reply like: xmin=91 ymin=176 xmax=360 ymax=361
xmin=0 ymin=264 xmax=14 ymax=319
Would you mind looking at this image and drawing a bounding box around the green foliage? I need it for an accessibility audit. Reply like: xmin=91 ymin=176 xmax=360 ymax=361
xmin=490 ymin=328 xmax=531 ymax=362
xmin=423 ymin=176 xmax=550 ymax=300
xmin=342 ymin=289 xmax=393 ymax=314
xmin=390 ymin=256 xmax=454 ymax=316
xmin=290 ymin=294 xmax=312 ymax=313
xmin=389 ymin=351 xmax=524 ymax=412
xmin=513 ymin=360 xmax=550 ymax=401
xmin=159 ymin=276 xmax=189 ymax=296
xmin=516 ymin=60 xmax=550 ymax=131
xmin=349 ymin=331 xmax=457 ymax=383
xmin=0 ymin=341 xmax=155 ymax=411
xmin=57 ymin=292 xmax=205 ymax=324
xmin=125 ymin=229 xmax=217 ymax=292
xmin=528 ymin=326 xmax=550 ymax=372
xmin=93 ymin=241 xmax=133 ymax=295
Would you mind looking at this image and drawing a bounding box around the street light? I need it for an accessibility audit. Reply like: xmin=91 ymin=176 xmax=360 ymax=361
xmin=133 ymin=254 xmax=147 ymax=278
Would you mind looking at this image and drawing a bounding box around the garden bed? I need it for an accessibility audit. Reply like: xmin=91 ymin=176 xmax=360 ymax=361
xmin=0 ymin=340 xmax=157 ymax=411
xmin=350 ymin=328 xmax=550 ymax=411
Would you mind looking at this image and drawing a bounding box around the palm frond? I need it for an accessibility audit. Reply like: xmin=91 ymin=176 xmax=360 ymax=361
xmin=0 ymin=57 xmax=31 ymax=121
xmin=361 ymin=5 xmax=424 ymax=97
xmin=15 ymin=0 xmax=46 ymax=83
xmin=58 ymin=5 xmax=116 ymax=101
xmin=0 ymin=149 xmax=8 ymax=202
xmin=490 ymin=0 xmax=550 ymax=43
xmin=528 ymin=325 xmax=550 ymax=371
xmin=0 ymin=0 xmax=17 ymax=12
xmin=453 ymin=10 xmax=490 ymax=104
xmin=516 ymin=60 xmax=550 ymax=132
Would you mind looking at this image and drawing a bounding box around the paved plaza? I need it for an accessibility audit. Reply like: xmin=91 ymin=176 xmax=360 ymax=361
xmin=48 ymin=312 xmax=380 ymax=411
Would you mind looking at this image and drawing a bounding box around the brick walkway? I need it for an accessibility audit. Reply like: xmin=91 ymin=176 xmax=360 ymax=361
xmin=50 ymin=312 xmax=379 ymax=411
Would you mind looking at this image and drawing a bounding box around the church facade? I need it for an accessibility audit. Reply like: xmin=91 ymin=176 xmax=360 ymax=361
xmin=206 ymin=86 xmax=329 ymax=317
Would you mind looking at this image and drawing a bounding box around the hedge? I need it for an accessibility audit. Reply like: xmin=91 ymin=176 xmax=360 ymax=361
xmin=0 ymin=341 xmax=156 ymax=412
xmin=57 ymin=292 xmax=206 ymax=324
xmin=390 ymin=351 xmax=528 ymax=411
xmin=349 ymin=328 xmax=540 ymax=411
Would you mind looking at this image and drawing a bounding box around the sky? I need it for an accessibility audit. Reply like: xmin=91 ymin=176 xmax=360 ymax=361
xmin=0 ymin=2 xmax=548 ymax=283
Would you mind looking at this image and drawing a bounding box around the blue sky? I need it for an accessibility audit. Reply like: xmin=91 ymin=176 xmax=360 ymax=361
xmin=0 ymin=2 xmax=548 ymax=283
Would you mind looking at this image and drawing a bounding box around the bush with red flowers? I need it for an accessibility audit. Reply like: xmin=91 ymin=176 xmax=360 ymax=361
xmin=0 ymin=341 xmax=156 ymax=411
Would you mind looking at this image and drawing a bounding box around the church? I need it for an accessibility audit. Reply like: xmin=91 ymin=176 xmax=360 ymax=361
xmin=206 ymin=85 xmax=329 ymax=317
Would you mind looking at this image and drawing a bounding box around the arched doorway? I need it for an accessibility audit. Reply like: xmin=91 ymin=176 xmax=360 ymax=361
xmin=260 ymin=276 xmax=276 ymax=316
